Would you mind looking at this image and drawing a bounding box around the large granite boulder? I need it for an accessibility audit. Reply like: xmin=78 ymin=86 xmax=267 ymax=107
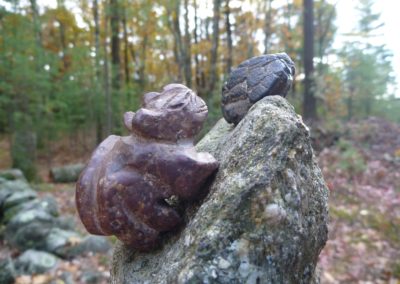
xmin=111 ymin=96 xmax=329 ymax=283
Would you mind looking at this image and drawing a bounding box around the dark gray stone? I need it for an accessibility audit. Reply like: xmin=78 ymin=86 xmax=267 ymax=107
xmin=81 ymin=271 xmax=107 ymax=284
xmin=23 ymin=196 xmax=58 ymax=216
xmin=222 ymin=53 xmax=295 ymax=125
xmin=65 ymin=235 xmax=112 ymax=257
xmin=111 ymin=96 xmax=328 ymax=284
xmin=3 ymin=195 xmax=59 ymax=224
xmin=0 ymin=180 xmax=33 ymax=193
xmin=14 ymin=250 xmax=58 ymax=275
xmin=44 ymin=228 xmax=82 ymax=258
xmin=0 ymin=169 xmax=27 ymax=182
xmin=42 ymin=229 xmax=111 ymax=259
xmin=6 ymin=208 xmax=54 ymax=233
xmin=8 ymin=222 xmax=52 ymax=250
xmin=0 ymin=188 xmax=14 ymax=211
xmin=3 ymin=190 xmax=37 ymax=210
xmin=50 ymin=272 xmax=74 ymax=284
xmin=5 ymin=209 xmax=55 ymax=250
xmin=60 ymin=272 xmax=75 ymax=284
xmin=81 ymin=235 xmax=112 ymax=253
xmin=0 ymin=258 xmax=16 ymax=284
xmin=50 ymin=164 xmax=85 ymax=183
xmin=0 ymin=180 xmax=34 ymax=210
xmin=54 ymin=215 xmax=76 ymax=231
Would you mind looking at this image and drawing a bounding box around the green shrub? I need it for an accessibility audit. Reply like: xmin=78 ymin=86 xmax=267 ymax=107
xmin=337 ymin=139 xmax=366 ymax=175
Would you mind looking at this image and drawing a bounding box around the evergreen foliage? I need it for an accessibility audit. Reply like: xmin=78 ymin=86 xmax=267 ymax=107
xmin=0 ymin=0 xmax=397 ymax=178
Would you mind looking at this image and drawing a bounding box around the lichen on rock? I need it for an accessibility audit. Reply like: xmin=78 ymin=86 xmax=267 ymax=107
xmin=111 ymin=96 xmax=329 ymax=284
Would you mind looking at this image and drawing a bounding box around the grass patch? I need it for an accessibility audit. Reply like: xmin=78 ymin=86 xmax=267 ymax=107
xmin=366 ymin=213 xmax=400 ymax=245
xmin=393 ymin=262 xmax=400 ymax=278
xmin=330 ymin=206 xmax=355 ymax=222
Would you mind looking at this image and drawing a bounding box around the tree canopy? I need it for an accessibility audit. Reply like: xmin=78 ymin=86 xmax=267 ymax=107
xmin=0 ymin=0 xmax=396 ymax=179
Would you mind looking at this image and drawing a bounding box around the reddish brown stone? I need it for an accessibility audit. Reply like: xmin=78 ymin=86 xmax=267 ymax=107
xmin=76 ymin=84 xmax=218 ymax=251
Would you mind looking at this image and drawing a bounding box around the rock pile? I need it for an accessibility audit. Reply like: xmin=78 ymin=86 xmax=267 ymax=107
xmin=0 ymin=169 xmax=111 ymax=283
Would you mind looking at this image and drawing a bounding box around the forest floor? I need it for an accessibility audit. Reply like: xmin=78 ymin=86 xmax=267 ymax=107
xmin=317 ymin=117 xmax=400 ymax=283
xmin=1 ymin=117 xmax=400 ymax=283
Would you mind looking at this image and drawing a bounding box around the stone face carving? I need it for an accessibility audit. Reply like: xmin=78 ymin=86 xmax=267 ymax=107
xmin=221 ymin=53 xmax=295 ymax=125
xmin=76 ymin=84 xmax=218 ymax=251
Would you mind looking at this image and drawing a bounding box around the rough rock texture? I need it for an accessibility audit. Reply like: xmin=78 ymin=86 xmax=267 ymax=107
xmin=56 ymin=235 xmax=112 ymax=259
xmin=111 ymin=96 xmax=329 ymax=284
xmin=0 ymin=170 xmax=113 ymax=283
xmin=0 ymin=179 xmax=34 ymax=209
xmin=0 ymin=258 xmax=15 ymax=284
xmin=50 ymin=164 xmax=85 ymax=183
xmin=2 ymin=196 xmax=58 ymax=224
xmin=0 ymin=169 xmax=27 ymax=182
xmin=221 ymin=53 xmax=295 ymax=125
xmin=0 ymin=174 xmax=111 ymax=257
xmin=14 ymin=250 xmax=58 ymax=274
xmin=44 ymin=228 xmax=82 ymax=257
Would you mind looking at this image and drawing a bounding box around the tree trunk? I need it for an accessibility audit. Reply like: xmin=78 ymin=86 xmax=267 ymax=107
xmin=104 ymin=1 xmax=112 ymax=135
xmin=183 ymin=0 xmax=192 ymax=87
xmin=365 ymin=96 xmax=371 ymax=116
xmin=166 ymin=0 xmax=184 ymax=82
xmin=302 ymin=0 xmax=317 ymax=120
xmin=263 ymin=0 xmax=272 ymax=54
xmin=347 ymin=87 xmax=354 ymax=121
xmin=57 ymin=0 xmax=69 ymax=72
xmin=11 ymin=131 xmax=37 ymax=181
xmin=93 ymin=0 xmax=101 ymax=80
xmin=110 ymin=0 xmax=121 ymax=91
xmin=122 ymin=12 xmax=130 ymax=86
xmin=29 ymin=0 xmax=42 ymax=51
xmin=316 ymin=0 xmax=336 ymax=76
xmin=138 ymin=35 xmax=148 ymax=88
xmin=285 ymin=0 xmax=296 ymax=98
xmin=29 ymin=0 xmax=50 ymax=148
xmin=225 ymin=0 xmax=233 ymax=74
xmin=205 ymin=17 xmax=211 ymax=41
xmin=208 ymin=0 xmax=221 ymax=96
xmin=93 ymin=0 xmax=103 ymax=143
xmin=193 ymin=0 xmax=201 ymax=88
xmin=129 ymin=43 xmax=137 ymax=71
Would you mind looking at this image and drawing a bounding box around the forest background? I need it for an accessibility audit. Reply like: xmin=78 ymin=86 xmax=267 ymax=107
xmin=0 ymin=0 xmax=397 ymax=180
xmin=1 ymin=0 xmax=400 ymax=282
